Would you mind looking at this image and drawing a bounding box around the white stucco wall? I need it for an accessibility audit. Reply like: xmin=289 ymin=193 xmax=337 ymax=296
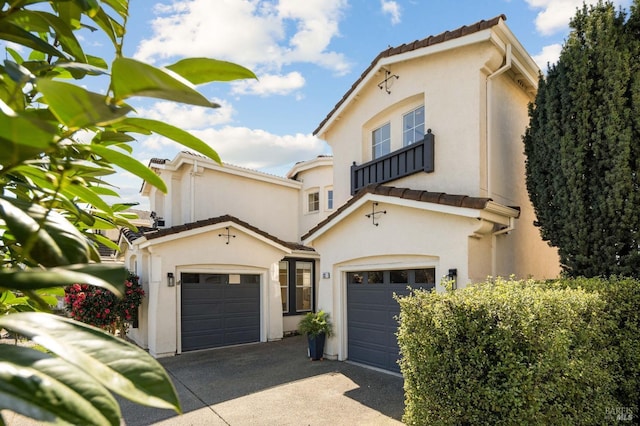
xmin=307 ymin=201 xmax=483 ymax=361
xmin=322 ymin=42 xmax=502 ymax=207
xmin=132 ymin=225 xmax=296 ymax=357
xmin=487 ymin=67 xmax=560 ymax=279
xmin=294 ymin=162 xmax=334 ymax=236
xmin=153 ymin=155 xmax=302 ymax=242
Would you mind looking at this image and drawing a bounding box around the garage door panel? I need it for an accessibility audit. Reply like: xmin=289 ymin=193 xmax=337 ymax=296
xmin=181 ymin=273 xmax=260 ymax=351
xmin=347 ymin=269 xmax=435 ymax=372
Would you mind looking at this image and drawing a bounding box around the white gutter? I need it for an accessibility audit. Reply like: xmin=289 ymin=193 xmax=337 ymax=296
xmin=486 ymin=43 xmax=512 ymax=198
xmin=190 ymin=159 xmax=197 ymax=223
xmin=485 ymin=43 xmax=513 ymax=277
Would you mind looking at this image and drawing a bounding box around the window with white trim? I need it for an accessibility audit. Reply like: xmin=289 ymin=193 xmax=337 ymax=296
xmin=326 ymin=189 xmax=334 ymax=210
xmin=403 ymin=105 xmax=425 ymax=146
xmin=307 ymin=191 xmax=319 ymax=213
xmin=279 ymin=258 xmax=314 ymax=315
xmin=372 ymin=122 xmax=391 ymax=159
xmin=279 ymin=261 xmax=289 ymax=313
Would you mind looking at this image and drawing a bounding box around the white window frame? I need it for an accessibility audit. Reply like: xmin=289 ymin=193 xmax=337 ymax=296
xmin=307 ymin=191 xmax=320 ymax=213
xmin=372 ymin=122 xmax=391 ymax=159
xmin=326 ymin=188 xmax=334 ymax=211
xmin=403 ymin=105 xmax=425 ymax=147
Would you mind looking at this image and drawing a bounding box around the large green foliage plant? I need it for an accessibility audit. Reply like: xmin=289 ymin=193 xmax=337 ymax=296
xmin=0 ymin=0 xmax=256 ymax=424
xmin=523 ymin=0 xmax=640 ymax=277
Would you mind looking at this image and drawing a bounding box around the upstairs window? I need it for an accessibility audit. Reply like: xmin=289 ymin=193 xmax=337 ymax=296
xmin=403 ymin=105 xmax=425 ymax=146
xmin=372 ymin=123 xmax=391 ymax=159
xmin=327 ymin=189 xmax=334 ymax=210
xmin=308 ymin=191 xmax=319 ymax=213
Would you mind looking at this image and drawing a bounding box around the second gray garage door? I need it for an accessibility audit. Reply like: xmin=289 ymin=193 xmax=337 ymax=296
xmin=181 ymin=273 xmax=260 ymax=351
xmin=347 ymin=269 xmax=435 ymax=372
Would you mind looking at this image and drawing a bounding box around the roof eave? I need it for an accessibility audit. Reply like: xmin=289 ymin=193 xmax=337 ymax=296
xmin=313 ymin=16 xmax=507 ymax=138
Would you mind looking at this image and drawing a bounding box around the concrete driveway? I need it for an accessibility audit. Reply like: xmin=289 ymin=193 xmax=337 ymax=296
xmin=119 ymin=334 xmax=405 ymax=425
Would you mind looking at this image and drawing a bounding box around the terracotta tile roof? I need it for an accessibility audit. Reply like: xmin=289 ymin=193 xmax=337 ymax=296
xmin=313 ymin=14 xmax=506 ymax=136
xmin=302 ymin=184 xmax=493 ymax=240
xmin=141 ymin=214 xmax=315 ymax=252
xmin=121 ymin=226 xmax=155 ymax=243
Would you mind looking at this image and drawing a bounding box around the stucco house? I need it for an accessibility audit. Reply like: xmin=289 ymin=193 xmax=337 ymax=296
xmin=120 ymin=152 xmax=333 ymax=357
xmin=123 ymin=15 xmax=560 ymax=372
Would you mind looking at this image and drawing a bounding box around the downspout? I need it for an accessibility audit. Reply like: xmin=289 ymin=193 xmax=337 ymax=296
xmin=190 ymin=160 xmax=197 ymax=223
xmin=486 ymin=43 xmax=512 ymax=198
xmin=486 ymin=43 xmax=513 ymax=276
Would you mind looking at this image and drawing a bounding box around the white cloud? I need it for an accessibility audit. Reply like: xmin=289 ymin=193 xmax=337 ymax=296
xmin=381 ymin=0 xmax=401 ymax=25
xmin=525 ymin=0 xmax=631 ymax=35
xmin=135 ymin=100 xmax=235 ymax=130
xmin=135 ymin=0 xmax=350 ymax=76
xmin=532 ymin=43 xmax=562 ymax=70
xmin=231 ymin=72 xmax=305 ymax=96
xmin=192 ymin=126 xmax=329 ymax=170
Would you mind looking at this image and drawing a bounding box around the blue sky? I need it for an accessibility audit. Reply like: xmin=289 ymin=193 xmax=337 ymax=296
xmin=53 ymin=0 xmax=636 ymax=206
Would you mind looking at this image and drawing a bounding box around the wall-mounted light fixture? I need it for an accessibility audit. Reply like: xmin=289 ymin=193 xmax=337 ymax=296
xmin=167 ymin=272 xmax=175 ymax=287
xmin=447 ymin=268 xmax=457 ymax=290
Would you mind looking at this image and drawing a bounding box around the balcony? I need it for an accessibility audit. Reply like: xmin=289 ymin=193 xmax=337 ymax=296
xmin=351 ymin=129 xmax=434 ymax=195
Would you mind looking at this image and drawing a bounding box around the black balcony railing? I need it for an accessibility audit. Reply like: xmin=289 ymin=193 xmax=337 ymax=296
xmin=351 ymin=129 xmax=434 ymax=195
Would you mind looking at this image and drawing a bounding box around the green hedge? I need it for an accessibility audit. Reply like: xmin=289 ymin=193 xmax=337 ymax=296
xmin=396 ymin=277 xmax=640 ymax=425
xmin=553 ymin=277 xmax=640 ymax=412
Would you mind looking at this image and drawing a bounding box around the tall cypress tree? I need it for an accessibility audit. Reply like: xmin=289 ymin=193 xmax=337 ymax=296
xmin=524 ymin=1 xmax=640 ymax=277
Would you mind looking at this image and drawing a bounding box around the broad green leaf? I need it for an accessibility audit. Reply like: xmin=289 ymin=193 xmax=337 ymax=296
xmin=100 ymin=0 xmax=128 ymax=19
xmin=0 ymin=313 xmax=182 ymax=413
xmin=90 ymin=144 xmax=168 ymax=192
xmin=120 ymin=117 xmax=221 ymax=163
xmin=0 ymin=345 xmax=121 ymax=425
xmin=111 ymin=202 xmax=139 ymax=213
xmin=166 ymin=58 xmax=257 ymax=84
xmin=0 ymin=264 xmax=126 ymax=296
xmin=87 ymin=54 xmax=108 ymax=69
xmin=0 ymin=113 xmax=58 ymax=167
xmin=7 ymin=11 xmax=86 ymax=62
xmin=6 ymin=47 xmax=24 ymax=64
xmin=90 ymin=185 xmax=120 ymax=198
xmin=61 ymin=181 xmax=113 ymax=214
xmin=111 ymin=57 xmax=217 ymax=107
xmin=0 ymin=198 xmax=67 ymax=266
xmin=37 ymin=78 xmax=132 ymax=128
xmin=94 ymin=130 xmax=136 ymax=144
xmin=3 ymin=59 xmax=34 ymax=83
xmin=53 ymin=61 xmax=109 ymax=76
xmin=72 ymin=0 xmax=101 ymax=17
xmin=89 ymin=6 xmax=123 ymax=47
xmin=0 ymin=20 xmax=66 ymax=58
xmin=54 ymin=0 xmax=83 ymax=30
xmin=91 ymin=233 xmax=120 ymax=251
xmin=0 ymin=197 xmax=94 ymax=266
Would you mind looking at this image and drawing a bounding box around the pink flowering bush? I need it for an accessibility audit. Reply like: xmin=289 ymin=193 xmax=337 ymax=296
xmin=64 ymin=271 xmax=144 ymax=336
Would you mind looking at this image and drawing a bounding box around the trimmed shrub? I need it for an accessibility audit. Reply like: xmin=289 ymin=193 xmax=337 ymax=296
xmin=551 ymin=277 xmax=640 ymax=413
xmin=397 ymin=278 xmax=615 ymax=425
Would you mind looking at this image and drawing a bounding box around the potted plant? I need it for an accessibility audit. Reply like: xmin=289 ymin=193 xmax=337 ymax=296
xmin=298 ymin=310 xmax=333 ymax=361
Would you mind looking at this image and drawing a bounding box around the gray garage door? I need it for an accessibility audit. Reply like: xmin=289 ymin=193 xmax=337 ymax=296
xmin=181 ymin=273 xmax=260 ymax=351
xmin=347 ymin=269 xmax=435 ymax=372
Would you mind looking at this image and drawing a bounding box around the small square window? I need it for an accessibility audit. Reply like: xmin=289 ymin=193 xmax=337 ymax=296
xmin=308 ymin=192 xmax=319 ymax=213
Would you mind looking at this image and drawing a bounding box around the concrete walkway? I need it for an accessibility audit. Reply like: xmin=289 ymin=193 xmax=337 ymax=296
xmin=119 ymin=335 xmax=405 ymax=425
